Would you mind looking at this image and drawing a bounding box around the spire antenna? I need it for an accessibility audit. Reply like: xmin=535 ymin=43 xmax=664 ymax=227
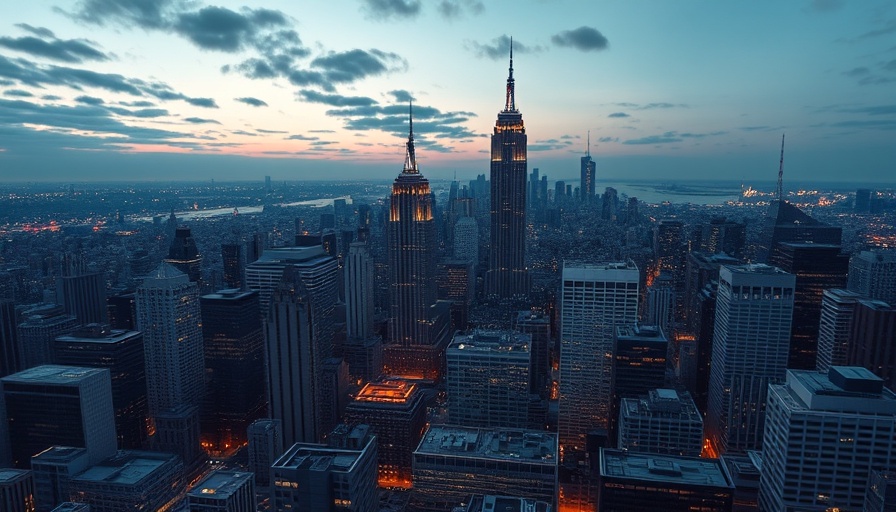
xmin=776 ymin=133 xmax=785 ymax=201
xmin=403 ymin=100 xmax=418 ymax=173
xmin=503 ymin=36 xmax=516 ymax=112
xmin=587 ymin=130 xmax=591 ymax=157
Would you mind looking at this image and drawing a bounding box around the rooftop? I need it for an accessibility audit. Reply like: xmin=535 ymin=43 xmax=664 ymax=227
xmin=201 ymin=289 xmax=257 ymax=301
xmin=600 ymin=449 xmax=733 ymax=489
xmin=449 ymin=330 xmax=531 ymax=355
xmin=416 ymin=425 xmax=557 ymax=464
xmin=51 ymin=503 xmax=91 ymax=512
xmin=464 ymin=495 xmax=553 ymax=512
xmin=255 ymin=245 xmax=328 ymax=264
xmin=73 ymin=450 xmax=177 ymax=486
xmin=621 ymin=389 xmax=702 ymax=420
xmin=56 ymin=327 xmax=140 ymax=344
xmin=188 ymin=470 xmax=253 ymax=499
xmin=773 ymin=367 xmax=896 ymax=415
xmin=273 ymin=444 xmax=364 ymax=473
xmin=0 ymin=468 xmax=30 ymax=483
xmin=354 ymin=379 xmax=419 ymax=405
xmin=31 ymin=446 xmax=89 ymax=464
xmin=722 ymin=263 xmax=790 ymax=276
xmin=1 ymin=365 xmax=107 ymax=385
xmin=615 ymin=325 xmax=667 ymax=342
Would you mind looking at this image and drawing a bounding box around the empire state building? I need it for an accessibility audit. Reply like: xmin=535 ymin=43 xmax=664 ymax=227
xmin=487 ymin=42 xmax=529 ymax=299
xmin=384 ymin=104 xmax=449 ymax=379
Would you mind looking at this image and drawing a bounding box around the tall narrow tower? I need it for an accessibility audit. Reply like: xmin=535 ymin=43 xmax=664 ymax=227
xmin=581 ymin=131 xmax=596 ymax=202
xmin=385 ymin=103 xmax=442 ymax=379
xmin=487 ymin=40 xmax=529 ymax=300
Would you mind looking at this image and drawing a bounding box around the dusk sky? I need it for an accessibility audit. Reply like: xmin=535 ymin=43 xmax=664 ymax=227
xmin=0 ymin=0 xmax=894 ymax=183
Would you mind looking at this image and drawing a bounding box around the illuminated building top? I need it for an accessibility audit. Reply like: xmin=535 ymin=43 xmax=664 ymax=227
xmin=355 ymin=380 xmax=418 ymax=404
xmin=416 ymin=425 xmax=557 ymax=464
xmin=187 ymin=470 xmax=254 ymax=500
xmin=600 ymin=449 xmax=733 ymax=488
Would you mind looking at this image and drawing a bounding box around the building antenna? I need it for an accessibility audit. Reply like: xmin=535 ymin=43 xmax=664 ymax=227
xmin=776 ymin=133 xmax=785 ymax=201
xmin=587 ymin=130 xmax=591 ymax=157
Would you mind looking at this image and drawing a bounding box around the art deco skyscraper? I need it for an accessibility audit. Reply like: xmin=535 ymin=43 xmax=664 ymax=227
xmin=385 ymin=105 xmax=445 ymax=379
xmin=487 ymin=42 xmax=529 ymax=300
xmin=165 ymin=226 xmax=202 ymax=283
xmin=136 ymin=263 xmax=205 ymax=472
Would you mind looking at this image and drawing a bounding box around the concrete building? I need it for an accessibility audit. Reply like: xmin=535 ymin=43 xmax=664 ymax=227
xmin=344 ymin=379 xmax=426 ymax=487
xmin=187 ymin=470 xmax=255 ymax=512
xmin=54 ymin=326 xmax=147 ymax=450
xmin=617 ymin=389 xmax=703 ymax=457
xmin=0 ymin=468 xmax=35 ymax=512
xmin=30 ymin=446 xmax=90 ymax=512
xmin=1 ymin=366 xmax=116 ymax=468
xmin=66 ymin=450 xmax=184 ymax=512
xmin=613 ymin=325 xmax=668 ymax=399
xmin=848 ymin=249 xmax=896 ymax=304
xmin=816 ymin=289 xmax=863 ymax=372
xmin=447 ymin=330 xmax=532 ymax=429
xmin=270 ymin=424 xmax=378 ymax=512
xmin=412 ymin=425 xmax=558 ymax=511
xmin=760 ymin=367 xmax=896 ymax=512
xmin=247 ymin=419 xmax=283 ymax=488
xmin=848 ymin=299 xmax=896 ymax=389
xmin=17 ymin=304 xmax=78 ymax=370
xmin=598 ymin=449 xmax=734 ymax=512
xmin=460 ymin=495 xmax=552 ymax=512
xmin=559 ymin=261 xmax=639 ymax=450
xmin=136 ymin=263 xmax=204 ymax=473
xmin=706 ymin=264 xmax=795 ymax=454
xmin=514 ymin=311 xmax=552 ymax=399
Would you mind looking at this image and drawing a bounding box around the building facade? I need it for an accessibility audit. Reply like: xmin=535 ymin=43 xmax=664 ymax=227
xmin=558 ymin=261 xmax=639 ymax=450
xmin=617 ymin=389 xmax=703 ymax=457
xmin=486 ymin=45 xmax=529 ymax=300
xmin=706 ymin=264 xmax=794 ymax=455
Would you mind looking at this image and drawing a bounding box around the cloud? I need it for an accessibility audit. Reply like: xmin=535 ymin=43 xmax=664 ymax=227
xmin=75 ymin=95 xmax=104 ymax=105
xmin=608 ymin=112 xmax=629 ymax=118
xmin=858 ymin=75 xmax=895 ymax=86
xmin=529 ymin=138 xmax=574 ymax=151
xmin=551 ymin=26 xmax=609 ymax=52
xmin=311 ymin=49 xmax=407 ymax=85
xmin=388 ymin=90 xmax=415 ymax=102
xmin=185 ymin=97 xmax=218 ymax=108
xmin=836 ymin=105 xmax=896 ymax=116
xmin=438 ymin=0 xmax=484 ymax=19
xmin=173 ymin=6 xmax=289 ymax=52
xmin=326 ymin=101 xmax=479 ymax=144
xmin=299 ymin=90 xmax=378 ymax=107
xmin=598 ymin=136 xmax=618 ymax=143
xmin=184 ymin=116 xmax=220 ymax=124
xmin=831 ymin=119 xmax=896 ymax=130
xmin=842 ymin=67 xmax=870 ymax=77
xmin=257 ymin=128 xmax=287 ymax=134
xmin=15 ymin=24 xmax=56 ymax=39
xmin=466 ymin=35 xmax=543 ymax=60
xmin=739 ymin=125 xmax=771 ymax=131
xmin=309 ymin=129 xmax=335 ymax=133
xmin=623 ymin=134 xmax=682 ymax=145
xmin=851 ymin=19 xmax=896 ymax=41
xmin=235 ymin=96 xmax=268 ymax=107
xmin=120 ymin=100 xmax=155 ymax=107
xmin=0 ymin=34 xmax=109 ymax=64
xmin=884 ymin=59 xmax=896 ymax=73
xmin=3 ymin=89 xmax=33 ymax=97
xmin=68 ymin=0 xmax=178 ymax=29
xmin=286 ymin=134 xmax=319 ymax=141
xmin=615 ymin=102 xmax=689 ymax=110
xmin=361 ymin=0 xmax=421 ymax=20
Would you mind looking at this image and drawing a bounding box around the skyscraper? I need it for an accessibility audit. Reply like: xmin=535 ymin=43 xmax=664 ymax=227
xmin=0 ymin=300 xmax=20 ymax=377
xmin=56 ymin=271 xmax=107 ymax=326
xmin=580 ymin=132 xmax=596 ymax=202
xmin=486 ymin=43 xmax=529 ymax=300
xmin=344 ymin=242 xmax=374 ymax=341
xmin=847 ymin=298 xmax=896 ymax=389
xmin=706 ymin=264 xmax=794 ymax=455
xmin=559 ymin=261 xmax=639 ymax=450
xmin=264 ymin=268 xmax=324 ymax=446
xmin=247 ymin=418 xmax=282 ymax=489
xmin=0 ymin=365 xmax=117 ymax=468
xmin=815 ymin=288 xmax=862 ymax=372
xmin=760 ymin=367 xmax=896 ymax=512
xmin=385 ymin=104 xmax=445 ymax=379
xmin=847 ymin=249 xmax=896 ymax=303
xmin=199 ymin=289 xmax=266 ymax=456
xmin=136 ymin=263 xmax=205 ymax=472
xmin=221 ymin=243 xmax=244 ymax=289
xmin=54 ymin=326 xmax=148 ymax=450
xmin=165 ymin=226 xmax=202 ymax=283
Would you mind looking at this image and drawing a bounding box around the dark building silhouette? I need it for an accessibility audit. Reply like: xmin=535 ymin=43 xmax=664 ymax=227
xmin=17 ymin=304 xmax=78 ymax=370
xmin=54 ymin=325 xmax=148 ymax=450
xmin=855 ymin=188 xmax=872 ymax=213
xmin=200 ymin=289 xmax=266 ymax=456
xmin=486 ymin=44 xmax=529 ymax=300
xmin=165 ymin=226 xmax=202 ymax=283
xmin=757 ymin=200 xmax=842 ymax=264
xmin=56 ymin=272 xmax=107 ymax=326
xmin=848 ymin=299 xmax=896 ymax=390
xmin=770 ymin=242 xmax=848 ymax=369
xmin=0 ymin=300 xmax=20 ymax=377
xmin=106 ymin=291 xmax=136 ymax=331
xmin=614 ymin=325 xmax=669 ymax=399
xmin=515 ymin=310 xmax=552 ymax=398
xmin=221 ymin=243 xmax=244 ymax=289
xmin=602 ymin=187 xmax=619 ymax=222
xmin=699 ymin=217 xmax=746 ymax=259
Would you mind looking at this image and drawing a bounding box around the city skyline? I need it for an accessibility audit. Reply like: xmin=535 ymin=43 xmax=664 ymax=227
xmin=0 ymin=0 xmax=894 ymax=183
